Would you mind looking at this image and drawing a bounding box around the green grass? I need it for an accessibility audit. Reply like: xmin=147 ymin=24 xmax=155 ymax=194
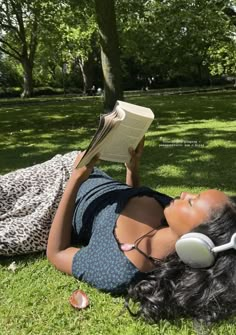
xmin=0 ymin=92 xmax=236 ymax=334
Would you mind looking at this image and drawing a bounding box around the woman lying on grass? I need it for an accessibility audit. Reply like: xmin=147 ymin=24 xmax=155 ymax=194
xmin=1 ymin=139 xmax=236 ymax=325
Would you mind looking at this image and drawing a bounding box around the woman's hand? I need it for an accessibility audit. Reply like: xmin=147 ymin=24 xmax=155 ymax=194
xmin=125 ymin=137 xmax=144 ymax=187
xmin=125 ymin=137 xmax=145 ymax=172
xmin=71 ymin=151 xmax=100 ymax=183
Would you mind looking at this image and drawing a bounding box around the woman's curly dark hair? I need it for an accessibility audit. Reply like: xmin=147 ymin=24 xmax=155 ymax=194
xmin=127 ymin=196 xmax=236 ymax=324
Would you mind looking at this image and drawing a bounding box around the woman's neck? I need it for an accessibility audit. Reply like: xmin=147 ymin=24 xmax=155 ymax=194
xmin=150 ymin=227 xmax=179 ymax=260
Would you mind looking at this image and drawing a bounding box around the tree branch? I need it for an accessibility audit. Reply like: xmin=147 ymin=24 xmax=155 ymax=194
xmin=0 ymin=2 xmax=22 ymax=41
xmin=0 ymin=45 xmax=21 ymax=61
xmin=29 ymin=16 xmax=38 ymax=64
xmin=0 ymin=37 xmax=22 ymax=60
xmin=1 ymin=23 xmax=17 ymax=32
xmin=9 ymin=0 xmax=26 ymax=42
xmin=223 ymin=6 xmax=236 ymax=26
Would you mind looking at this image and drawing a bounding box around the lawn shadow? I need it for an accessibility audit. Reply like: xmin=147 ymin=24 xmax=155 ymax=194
xmin=1 ymin=93 xmax=235 ymax=196
xmin=134 ymin=92 xmax=236 ymax=195
xmin=0 ymin=98 xmax=104 ymax=172
xmin=0 ymin=251 xmax=45 ymax=268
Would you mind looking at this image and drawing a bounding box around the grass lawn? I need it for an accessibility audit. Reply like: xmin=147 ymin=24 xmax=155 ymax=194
xmin=0 ymin=92 xmax=236 ymax=335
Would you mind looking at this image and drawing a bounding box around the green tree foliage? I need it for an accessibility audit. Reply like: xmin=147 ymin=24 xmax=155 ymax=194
xmin=35 ymin=0 xmax=100 ymax=93
xmin=116 ymin=0 xmax=236 ymax=87
xmin=0 ymin=1 xmax=48 ymax=97
xmin=1 ymin=0 xmax=236 ymax=97
xmin=0 ymin=0 xmax=100 ymax=96
xmin=208 ymin=41 xmax=236 ymax=78
xmin=207 ymin=1 xmax=236 ymax=78
xmin=0 ymin=52 xmax=22 ymax=88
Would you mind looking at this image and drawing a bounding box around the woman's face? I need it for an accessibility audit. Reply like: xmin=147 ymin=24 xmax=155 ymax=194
xmin=164 ymin=189 xmax=229 ymax=237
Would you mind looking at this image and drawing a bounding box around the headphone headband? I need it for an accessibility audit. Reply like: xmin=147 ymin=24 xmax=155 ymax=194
xmin=212 ymin=233 xmax=236 ymax=253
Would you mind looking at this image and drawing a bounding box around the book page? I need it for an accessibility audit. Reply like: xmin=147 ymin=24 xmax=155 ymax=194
xmin=76 ymin=107 xmax=125 ymax=168
xmin=99 ymin=106 xmax=154 ymax=163
xmin=76 ymin=100 xmax=154 ymax=167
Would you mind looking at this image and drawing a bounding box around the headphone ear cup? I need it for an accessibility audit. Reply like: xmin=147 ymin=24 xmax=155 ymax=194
xmin=175 ymin=232 xmax=216 ymax=268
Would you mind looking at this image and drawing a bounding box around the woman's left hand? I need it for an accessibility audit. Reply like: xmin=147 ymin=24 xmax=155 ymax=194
xmin=125 ymin=138 xmax=144 ymax=187
xmin=125 ymin=137 xmax=145 ymax=172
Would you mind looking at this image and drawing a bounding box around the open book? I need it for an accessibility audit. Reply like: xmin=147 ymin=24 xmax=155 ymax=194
xmin=76 ymin=100 xmax=154 ymax=168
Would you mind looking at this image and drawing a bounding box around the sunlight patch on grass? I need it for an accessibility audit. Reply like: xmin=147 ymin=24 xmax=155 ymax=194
xmin=157 ymin=164 xmax=186 ymax=177
xmin=0 ymin=93 xmax=236 ymax=334
xmin=207 ymin=139 xmax=236 ymax=148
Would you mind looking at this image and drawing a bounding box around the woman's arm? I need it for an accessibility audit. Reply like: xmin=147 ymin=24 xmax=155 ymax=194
xmin=46 ymin=153 xmax=99 ymax=275
xmin=125 ymin=137 xmax=145 ymax=188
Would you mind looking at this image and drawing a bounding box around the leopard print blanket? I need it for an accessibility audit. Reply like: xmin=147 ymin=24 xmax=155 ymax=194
xmin=0 ymin=151 xmax=78 ymax=256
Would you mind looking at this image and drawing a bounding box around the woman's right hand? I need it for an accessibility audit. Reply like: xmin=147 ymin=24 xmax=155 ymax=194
xmin=71 ymin=151 xmax=100 ymax=183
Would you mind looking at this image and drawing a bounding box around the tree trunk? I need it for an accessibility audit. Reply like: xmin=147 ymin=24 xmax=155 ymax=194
xmin=21 ymin=59 xmax=34 ymax=98
xmin=78 ymin=55 xmax=95 ymax=94
xmin=94 ymin=0 xmax=123 ymax=112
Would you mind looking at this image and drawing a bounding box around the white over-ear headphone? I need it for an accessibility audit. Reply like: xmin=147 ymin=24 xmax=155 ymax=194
xmin=175 ymin=232 xmax=236 ymax=268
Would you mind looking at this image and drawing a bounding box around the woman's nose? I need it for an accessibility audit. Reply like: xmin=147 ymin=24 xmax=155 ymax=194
xmin=180 ymin=192 xmax=196 ymax=200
